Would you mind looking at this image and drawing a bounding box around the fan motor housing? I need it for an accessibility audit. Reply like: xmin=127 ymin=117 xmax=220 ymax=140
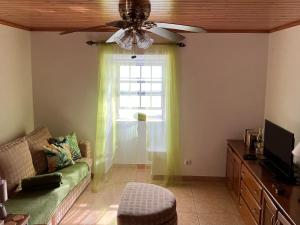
xmin=119 ymin=0 xmax=151 ymax=22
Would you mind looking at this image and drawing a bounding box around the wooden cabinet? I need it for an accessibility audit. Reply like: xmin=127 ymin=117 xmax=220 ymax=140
xmin=226 ymin=148 xmax=234 ymax=190
xmin=240 ymin=181 xmax=261 ymax=223
xmin=226 ymin=147 xmax=241 ymax=201
xmin=232 ymin=152 xmax=242 ymax=201
xmin=261 ymin=191 xmax=278 ymax=225
xmin=226 ymin=141 xmax=298 ymax=225
xmin=239 ymin=196 xmax=258 ymax=225
xmin=275 ymin=212 xmax=293 ymax=225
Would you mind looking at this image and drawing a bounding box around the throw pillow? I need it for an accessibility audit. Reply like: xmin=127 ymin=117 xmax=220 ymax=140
xmin=0 ymin=137 xmax=36 ymax=195
xmin=21 ymin=172 xmax=62 ymax=191
xmin=48 ymin=132 xmax=82 ymax=161
xmin=26 ymin=127 xmax=52 ymax=174
xmin=43 ymin=143 xmax=74 ymax=173
xmin=66 ymin=132 xmax=82 ymax=160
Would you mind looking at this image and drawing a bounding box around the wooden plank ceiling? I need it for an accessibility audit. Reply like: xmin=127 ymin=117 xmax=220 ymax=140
xmin=1 ymin=0 xmax=300 ymax=32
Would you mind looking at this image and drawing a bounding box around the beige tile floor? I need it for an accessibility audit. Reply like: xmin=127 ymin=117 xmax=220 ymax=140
xmin=60 ymin=166 xmax=245 ymax=225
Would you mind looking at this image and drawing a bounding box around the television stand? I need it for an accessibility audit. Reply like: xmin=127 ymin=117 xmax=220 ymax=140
xmin=227 ymin=140 xmax=300 ymax=225
xmin=259 ymin=158 xmax=296 ymax=184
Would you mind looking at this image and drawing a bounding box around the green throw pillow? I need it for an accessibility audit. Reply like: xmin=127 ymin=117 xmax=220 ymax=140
xmin=43 ymin=143 xmax=74 ymax=173
xmin=65 ymin=132 xmax=82 ymax=160
xmin=48 ymin=132 xmax=82 ymax=161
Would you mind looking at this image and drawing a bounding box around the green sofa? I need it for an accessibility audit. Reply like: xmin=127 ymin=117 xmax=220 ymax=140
xmin=0 ymin=127 xmax=92 ymax=225
xmin=5 ymin=162 xmax=90 ymax=225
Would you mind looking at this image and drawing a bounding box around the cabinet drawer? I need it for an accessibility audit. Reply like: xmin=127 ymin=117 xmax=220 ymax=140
xmin=240 ymin=181 xmax=261 ymax=223
xmin=239 ymin=196 xmax=258 ymax=225
xmin=241 ymin=164 xmax=262 ymax=204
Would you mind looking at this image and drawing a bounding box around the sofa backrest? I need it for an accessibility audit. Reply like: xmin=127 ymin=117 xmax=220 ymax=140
xmin=0 ymin=137 xmax=36 ymax=196
xmin=26 ymin=127 xmax=52 ymax=174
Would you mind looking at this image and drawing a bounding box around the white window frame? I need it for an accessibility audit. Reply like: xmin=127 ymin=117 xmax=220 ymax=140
xmin=116 ymin=57 xmax=166 ymax=121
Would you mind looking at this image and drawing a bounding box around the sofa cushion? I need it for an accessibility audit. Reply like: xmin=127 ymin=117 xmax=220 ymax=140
xmin=26 ymin=127 xmax=52 ymax=174
xmin=0 ymin=137 xmax=36 ymax=195
xmin=43 ymin=144 xmax=74 ymax=173
xmin=5 ymin=162 xmax=89 ymax=225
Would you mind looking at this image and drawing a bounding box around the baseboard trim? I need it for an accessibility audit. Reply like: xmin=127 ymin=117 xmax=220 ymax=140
xmin=111 ymin=164 xmax=225 ymax=182
xmin=151 ymin=175 xmax=225 ymax=182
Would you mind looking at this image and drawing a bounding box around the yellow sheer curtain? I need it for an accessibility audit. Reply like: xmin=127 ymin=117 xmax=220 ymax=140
xmin=93 ymin=44 xmax=125 ymax=191
xmin=145 ymin=45 xmax=181 ymax=184
xmin=93 ymin=44 xmax=181 ymax=190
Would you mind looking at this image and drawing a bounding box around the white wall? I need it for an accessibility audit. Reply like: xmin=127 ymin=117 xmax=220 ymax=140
xmin=0 ymin=25 xmax=34 ymax=145
xmin=179 ymin=34 xmax=268 ymax=176
xmin=31 ymin=32 xmax=268 ymax=176
xmin=31 ymin=33 xmax=99 ymax=146
xmin=265 ymin=26 xmax=300 ymax=143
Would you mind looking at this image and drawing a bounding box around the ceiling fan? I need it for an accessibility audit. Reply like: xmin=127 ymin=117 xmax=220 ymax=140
xmin=60 ymin=0 xmax=206 ymax=50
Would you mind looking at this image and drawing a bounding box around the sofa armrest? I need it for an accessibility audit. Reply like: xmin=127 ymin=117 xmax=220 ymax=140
xmin=78 ymin=141 xmax=92 ymax=158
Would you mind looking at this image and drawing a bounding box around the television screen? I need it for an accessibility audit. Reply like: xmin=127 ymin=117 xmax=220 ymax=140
xmin=264 ymin=120 xmax=295 ymax=178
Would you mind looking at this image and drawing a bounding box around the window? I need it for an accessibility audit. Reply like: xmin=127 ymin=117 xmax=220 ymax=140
xmin=117 ymin=58 xmax=165 ymax=121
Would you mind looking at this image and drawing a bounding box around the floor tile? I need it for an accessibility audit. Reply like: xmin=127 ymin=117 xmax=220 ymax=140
xmin=197 ymin=213 xmax=245 ymax=225
xmin=60 ymin=166 xmax=244 ymax=225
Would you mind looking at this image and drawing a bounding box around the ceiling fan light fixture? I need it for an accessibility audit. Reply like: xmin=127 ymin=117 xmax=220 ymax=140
xmin=115 ymin=30 xmax=133 ymax=50
xmin=136 ymin=30 xmax=153 ymax=49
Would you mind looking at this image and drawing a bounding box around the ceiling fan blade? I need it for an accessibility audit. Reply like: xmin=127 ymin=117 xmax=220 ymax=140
xmin=106 ymin=29 xmax=125 ymax=43
xmin=146 ymin=27 xmax=185 ymax=42
xmin=106 ymin=20 xmax=128 ymax=29
xmin=156 ymin=23 xmax=206 ymax=33
xmin=60 ymin=25 xmax=108 ymax=35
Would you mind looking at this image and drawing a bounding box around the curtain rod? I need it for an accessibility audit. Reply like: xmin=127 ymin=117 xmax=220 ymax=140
xmin=86 ymin=41 xmax=186 ymax=47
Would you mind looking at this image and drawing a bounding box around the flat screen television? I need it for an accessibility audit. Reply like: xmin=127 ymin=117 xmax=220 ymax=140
xmin=263 ymin=120 xmax=295 ymax=181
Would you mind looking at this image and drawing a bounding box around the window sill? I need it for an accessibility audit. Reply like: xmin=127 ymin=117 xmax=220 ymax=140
xmin=115 ymin=119 xmax=164 ymax=122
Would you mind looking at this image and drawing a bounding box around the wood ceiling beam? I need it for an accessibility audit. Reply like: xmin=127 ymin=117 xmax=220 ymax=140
xmin=0 ymin=19 xmax=31 ymax=31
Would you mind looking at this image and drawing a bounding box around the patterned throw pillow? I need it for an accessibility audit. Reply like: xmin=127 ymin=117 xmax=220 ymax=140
xmin=43 ymin=144 xmax=74 ymax=173
xmin=66 ymin=133 xmax=82 ymax=160
xmin=49 ymin=133 xmax=82 ymax=161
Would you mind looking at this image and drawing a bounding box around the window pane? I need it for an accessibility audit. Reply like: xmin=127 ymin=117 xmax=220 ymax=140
xmin=142 ymin=66 xmax=151 ymax=79
xmin=130 ymin=83 xmax=140 ymax=92
xmin=152 ymin=96 xmax=161 ymax=107
xmin=152 ymin=66 xmax=162 ymax=79
xmin=120 ymin=83 xmax=129 ymax=91
xmin=141 ymin=96 xmax=151 ymax=108
xmin=130 ymin=96 xmax=140 ymax=107
xmin=131 ymin=66 xmax=140 ymax=78
xmin=120 ymin=95 xmax=140 ymax=108
xmin=152 ymin=83 xmax=162 ymax=92
xmin=119 ymin=109 xmax=135 ymax=120
xmin=120 ymin=95 xmax=130 ymax=107
xmin=120 ymin=66 xmax=130 ymax=79
xmin=141 ymin=83 xmax=151 ymax=92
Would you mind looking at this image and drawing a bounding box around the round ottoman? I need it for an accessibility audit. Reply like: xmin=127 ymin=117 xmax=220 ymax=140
xmin=117 ymin=182 xmax=177 ymax=225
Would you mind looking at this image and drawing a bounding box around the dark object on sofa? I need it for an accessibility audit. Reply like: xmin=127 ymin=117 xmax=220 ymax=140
xmin=48 ymin=137 xmax=66 ymax=145
xmin=21 ymin=172 xmax=62 ymax=191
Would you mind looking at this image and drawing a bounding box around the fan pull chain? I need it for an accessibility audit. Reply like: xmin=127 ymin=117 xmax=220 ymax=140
xmin=131 ymin=32 xmax=137 ymax=59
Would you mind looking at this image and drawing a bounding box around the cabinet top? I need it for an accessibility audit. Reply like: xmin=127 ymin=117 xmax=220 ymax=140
xmin=227 ymin=140 xmax=300 ymax=225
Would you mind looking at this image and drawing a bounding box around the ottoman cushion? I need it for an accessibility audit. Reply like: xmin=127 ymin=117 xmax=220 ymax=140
xmin=117 ymin=182 xmax=177 ymax=225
